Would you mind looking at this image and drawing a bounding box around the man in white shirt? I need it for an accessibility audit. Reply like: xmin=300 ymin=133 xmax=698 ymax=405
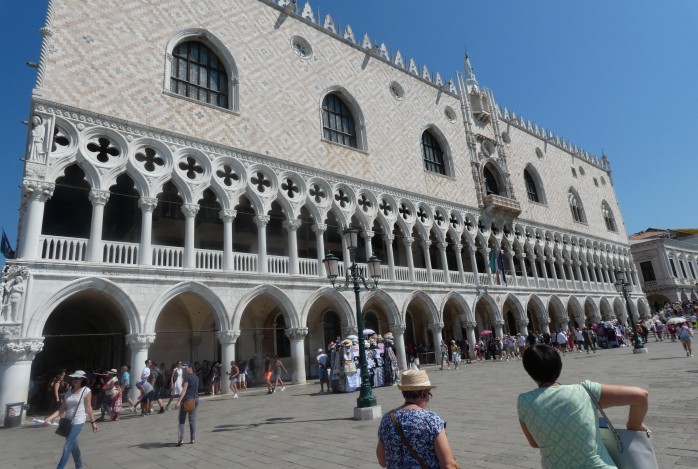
xmin=574 ymin=328 xmax=584 ymax=352
xmin=556 ymin=331 xmax=568 ymax=355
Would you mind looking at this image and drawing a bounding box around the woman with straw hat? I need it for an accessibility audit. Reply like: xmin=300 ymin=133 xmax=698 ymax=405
xmin=376 ymin=369 xmax=459 ymax=468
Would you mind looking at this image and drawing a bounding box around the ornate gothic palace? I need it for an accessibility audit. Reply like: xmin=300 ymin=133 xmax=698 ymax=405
xmin=0 ymin=0 xmax=648 ymax=420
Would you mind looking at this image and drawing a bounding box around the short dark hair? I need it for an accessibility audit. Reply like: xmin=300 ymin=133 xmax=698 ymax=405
xmin=401 ymin=390 xmax=429 ymax=400
xmin=522 ymin=344 xmax=562 ymax=384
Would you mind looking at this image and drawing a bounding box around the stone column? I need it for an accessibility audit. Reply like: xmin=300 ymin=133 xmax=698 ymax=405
xmin=17 ymin=180 xmax=54 ymax=260
xmin=464 ymin=321 xmax=477 ymax=359
xmin=181 ymin=204 xmax=200 ymax=269
xmin=468 ymin=246 xmax=480 ymax=286
xmin=126 ymin=333 xmax=156 ymax=402
xmin=438 ymin=242 xmax=449 ymax=284
xmin=493 ymin=320 xmax=505 ymax=340
xmin=254 ymin=215 xmax=270 ymax=274
xmin=549 ymin=257 xmax=559 ymax=288
xmin=285 ymin=328 xmax=308 ymax=384
xmin=220 ymin=209 xmax=236 ymax=271
xmin=560 ymin=318 xmax=570 ymax=332
xmin=138 ymin=197 xmax=157 ymax=265
xmin=454 ymin=243 xmax=465 ymax=285
xmin=529 ymin=253 xmax=540 ymax=287
xmin=341 ymin=228 xmax=351 ymax=274
xmin=383 ymin=234 xmax=396 ymax=281
xmin=428 ymin=323 xmax=444 ymax=359
xmin=362 ymin=230 xmax=374 ymax=260
xmin=217 ymin=330 xmax=240 ymax=395
xmin=482 ymin=248 xmax=493 ymax=285
xmin=390 ymin=324 xmax=408 ymax=370
xmin=540 ymin=318 xmax=551 ymax=335
xmin=539 ymin=255 xmax=549 ymax=287
xmin=312 ymin=223 xmax=327 ymax=278
xmin=403 ymin=237 xmax=415 ymax=282
xmin=516 ymin=318 xmax=529 ymax=336
xmin=422 ymin=240 xmax=433 ymax=282
xmin=283 ymin=219 xmax=302 ymax=275
xmin=0 ymin=337 xmax=44 ymax=423
xmin=507 ymin=250 xmax=517 ymax=287
xmin=87 ymin=190 xmax=110 ymax=262
xmin=574 ymin=260 xmax=584 ymax=290
xmin=519 ymin=252 xmax=529 ymax=285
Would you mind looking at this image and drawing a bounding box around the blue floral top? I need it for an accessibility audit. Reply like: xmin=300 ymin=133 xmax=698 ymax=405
xmin=378 ymin=408 xmax=446 ymax=468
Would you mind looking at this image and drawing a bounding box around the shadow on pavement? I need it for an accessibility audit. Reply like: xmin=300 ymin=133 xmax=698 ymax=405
xmin=211 ymin=416 xmax=353 ymax=432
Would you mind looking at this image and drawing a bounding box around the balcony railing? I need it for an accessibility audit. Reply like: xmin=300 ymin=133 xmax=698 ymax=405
xmin=34 ymin=235 xmax=625 ymax=293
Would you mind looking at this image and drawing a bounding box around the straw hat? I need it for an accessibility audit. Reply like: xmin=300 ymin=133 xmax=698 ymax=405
xmin=343 ymin=339 xmax=352 ymax=347
xmin=397 ymin=369 xmax=437 ymax=391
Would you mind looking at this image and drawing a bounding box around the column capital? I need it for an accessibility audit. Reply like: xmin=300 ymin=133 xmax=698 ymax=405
xmin=383 ymin=233 xmax=395 ymax=242
xmin=422 ymin=239 xmax=432 ymax=248
xmin=438 ymin=241 xmax=448 ymax=251
xmin=125 ymin=333 xmax=156 ymax=350
xmin=253 ymin=215 xmax=270 ymax=227
xmin=181 ymin=203 xmax=200 ymax=218
xmin=342 ymin=326 xmax=358 ymax=337
xmin=402 ymin=237 xmax=414 ymax=247
xmin=216 ymin=330 xmax=240 ymax=344
xmin=282 ymin=219 xmax=303 ymax=232
xmin=311 ymin=223 xmax=327 ymax=234
xmin=285 ymin=327 xmax=308 ymax=340
xmin=463 ymin=321 xmax=477 ymax=330
xmin=390 ymin=324 xmax=407 ymax=335
xmin=515 ymin=319 xmax=529 ymax=326
xmin=219 ymin=209 xmax=237 ymax=223
xmin=428 ymin=322 xmax=445 ymax=333
xmin=138 ymin=197 xmax=158 ymax=211
xmin=454 ymin=243 xmax=463 ymax=252
xmin=0 ymin=337 xmax=44 ymax=362
xmin=492 ymin=319 xmax=505 ymax=327
xmin=89 ymin=189 xmax=110 ymax=206
xmin=22 ymin=179 xmax=54 ymax=201
xmin=361 ymin=230 xmax=375 ymax=240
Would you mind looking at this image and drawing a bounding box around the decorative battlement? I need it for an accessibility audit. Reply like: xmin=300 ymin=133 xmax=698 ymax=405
xmin=265 ymin=0 xmax=457 ymax=94
xmin=497 ymin=105 xmax=611 ymax=173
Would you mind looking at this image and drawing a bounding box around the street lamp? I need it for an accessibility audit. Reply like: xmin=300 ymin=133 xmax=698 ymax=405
xmin=323 ymin=226 xmax=382 ymax=418
xmin=614 ymin=270 xmax=648 ymax=354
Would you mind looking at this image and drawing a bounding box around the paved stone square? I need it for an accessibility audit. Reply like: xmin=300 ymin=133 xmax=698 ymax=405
xmin=3 ymin=340 xmax=697 ymax=468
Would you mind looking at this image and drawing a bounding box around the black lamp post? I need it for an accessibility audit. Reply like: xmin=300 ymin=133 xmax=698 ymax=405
xmin=323 ymin=226 xmax=381 ymax=409
xmin=614 ymin=270 xmax=647 ymax=353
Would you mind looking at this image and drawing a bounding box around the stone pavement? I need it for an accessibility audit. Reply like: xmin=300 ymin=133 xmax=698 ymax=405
xmin=3 ymin=340 xmax=698 ymax=468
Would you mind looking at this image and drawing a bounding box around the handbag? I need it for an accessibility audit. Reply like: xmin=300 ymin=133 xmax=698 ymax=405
xmin=55 ymin=388 xmax=87 ymax=438
xmin=582 ymin=384 xmax=658 ymax=469
xmin=182 ymin=399 xmax=196 ymax=412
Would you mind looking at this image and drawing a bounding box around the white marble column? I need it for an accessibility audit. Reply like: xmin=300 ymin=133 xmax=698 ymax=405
xmin=254 ymin=215 xmax=270 ymax=274
xmin=390 ymin=324 xmax=408 ymax=371
xmin=383 ymin=234 xmax=396 ymax=281
xmin=403 ymin=237 xmax=415 ymax=282
xmin=517 ymin=318 xmax=529 ymax=336
xmin=464 ymin=322 xmax=477 ymax=359
xmin=493 ymin=320 xmax=504 ymax=340
xmin=0 ymin=337 xmax=44 ymax=422
xmin=574 ymin=260 xmax=585 ymax=290
xmin=549 ymin=257 xmax=559 ymax=288
xmin=454 ymin=243 xmax=465 ymax=285
xmin=17 ymin=180 xmax=54 ymax=260
xmin=126 ymin=333 xmax=156 ymax=402
xmin=312 ymin=223 xmax=327 ymax=278
xmin=362 ymin=230 xmax=374 ymax=260
xmin=341 ymin=228 xmax=351 ymax=274
xmin=428 ymin=323 xmax=444 ymax=355
xmin=529 ymin=253 xmax=540 ymax=287
xmin=422 ymin=240 xmax=433 ymax=282
xmin=217 ymin=330 xmax=240 ymax=395
xmin=286 ymin=328 xmax=308 ymax=384
xmin=87 ymin=189 xmax=110 ymax=262
xmin=181 ymin=204 xmax=200 ymax=269
xmin=483 ymin=248 xmax=493 ymax=284
xmin=220 ymin=209 xmax=236 ymax=271
xmin=438 ymin=242 xmax=449 ymax=284
xmin=507 ymin=251 xmax=517 ymax=286
xmin=540 ymin=318 xmax=551 ymax=335
xmin=519 ymin=252 xmax=529 ymax=285
xmin=138 ymin=197 xmax=157 ymax=265
xmin=468 ymin=246 xmax=480 ymax=286
xmin=539 ymin=255 xmax=549 ymax=287
xmin=283 ymin=219 xmax=302 ymax=275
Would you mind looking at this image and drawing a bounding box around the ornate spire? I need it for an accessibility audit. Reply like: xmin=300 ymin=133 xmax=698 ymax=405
xmin=464 ymin=52 xmax=479 ymax=92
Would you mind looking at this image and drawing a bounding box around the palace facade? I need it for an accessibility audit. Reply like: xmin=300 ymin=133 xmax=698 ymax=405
xmin=0 ymin=0 xmax=649 ymax=420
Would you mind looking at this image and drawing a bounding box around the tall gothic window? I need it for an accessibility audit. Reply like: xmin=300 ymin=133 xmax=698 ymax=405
xmin=524 ymin=169 xmax=540 ymax=202
xmin=170 ymin=41 xmax=229 ymax=109
xmin=568 ymin=191 xmax=586 ymax=223
xmin=322 ymin=94 xmax=357 ymax=148
xmin=421 ymin=130 xmax=446 ymax=175
xmin=601 ymin=201 xmax=617 ymax=232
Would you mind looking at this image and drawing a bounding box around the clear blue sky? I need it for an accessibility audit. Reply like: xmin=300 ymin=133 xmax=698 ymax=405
xmin=1 ymin=0 xmax=696 ymax=252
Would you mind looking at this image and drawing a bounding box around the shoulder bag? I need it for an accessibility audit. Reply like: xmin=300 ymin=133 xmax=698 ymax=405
xmin=182 ymin=399 xmax=196 ymax=412
xmin=582 ymin=383 xmax=658 ymax=469
xmin=389 ymin=410 xmax=428 ymax=469
xmin=55 ymin=387 xmax=87 ymax=438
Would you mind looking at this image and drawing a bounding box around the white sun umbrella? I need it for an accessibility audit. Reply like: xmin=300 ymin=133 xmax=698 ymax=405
xmin=363 ymin=328 xmax=376 ymax=336
xmin=666 ymin=317 xmax=686 ymax=325
xmin=346 ymin=334 xmax=359 ymax=340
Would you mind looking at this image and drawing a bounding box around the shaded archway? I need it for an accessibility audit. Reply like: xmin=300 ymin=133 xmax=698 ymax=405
xmin=42 ymin=164 xmax=92 ymax=239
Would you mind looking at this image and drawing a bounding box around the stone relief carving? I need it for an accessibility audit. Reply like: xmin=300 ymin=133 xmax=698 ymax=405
xmin=0 ymin=338 xmax=44 ymax=361
xmin=0 ymin=266 xmax=29 ymax=324
xmin=28 ymin=116 xmax=49 ymax=163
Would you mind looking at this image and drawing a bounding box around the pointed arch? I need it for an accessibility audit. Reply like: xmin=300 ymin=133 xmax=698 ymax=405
xmin=300 ymin=287 xmax=354 ymax=329
xmin=473 ymin=293 xmax=501 ymax=322
xmin=402 ymin=290 xmax=440 ymax=324
xmin=232 ymin=284 xmax=298 ymax=330
xmin=320 ymin=86 xmax=367 ymax=150
xmin=363 ymin=289 xmax=402 ymax=326
xmin=144 ymin=281 xmax=229 ymax=333
xmin=440 ymin=291 xmax=473 ymax=324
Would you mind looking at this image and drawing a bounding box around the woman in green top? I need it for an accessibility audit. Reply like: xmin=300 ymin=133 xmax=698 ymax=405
xmin=517 ymin=344 xmax=649 ymax=469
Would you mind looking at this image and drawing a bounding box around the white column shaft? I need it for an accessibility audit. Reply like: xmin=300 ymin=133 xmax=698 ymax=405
xmin=290 ymin=339 xmax=306 ymax=384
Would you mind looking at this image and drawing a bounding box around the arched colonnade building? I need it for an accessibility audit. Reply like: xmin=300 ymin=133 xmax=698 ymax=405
xmin=0 ymin=0 xmax=648 ymax=419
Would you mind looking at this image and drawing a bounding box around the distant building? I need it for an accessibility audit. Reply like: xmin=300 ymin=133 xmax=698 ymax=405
xmin=0 ymin=0 xmax=647 ymax=420
xmin=630 ymin=228 xmax=698 ymax=310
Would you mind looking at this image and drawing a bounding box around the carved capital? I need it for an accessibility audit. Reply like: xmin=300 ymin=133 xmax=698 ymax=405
xmin=89 ymin=189 xmax=110 ymax=206
xmin=125 ymin=333 xmax=156 ymax=350
xmin=438 ymin=241 xmax=449 ymax=251
xmin=454 ymin=243 xmax=463 ymax=252
xmin=361 ymin=230 xmax=374 ymax=240
xmin=22 ymin=179 xmax=54 ymax=202
xmin=390 ymin=324 xmax=407 ymax=335
xmin=138 ymin=197 xmax=158 ymax=211
xmin=285 ymin=327 xmax=308 ymax=340
xmin=219 ymin=209 xmax=237 ymax=223
xmin=383 ymin=233 xmax=395 ymax=243
xmin=282 ymin=219 xmax=303 ymax=232
xmin=463 ymin=321 xmax=478 ymax=330
xmin=428 ymin=322 xmax=445 ymax=333
xmin=515 ymin=319 xmax=529 ymax=326
xmin=181 ymin=203 xmax=200 ymax=218
xmin=311 ymin=223 xmax=327 ymax=234
xmin=253 ymin=215 xmax=270 ymax=227
xmin=402 ymin=237 xmax=414 ymax=247
xmin=0 ymin=338 xmax=44 ymax=362
xmin=492 ymin=320 xmax=505 ymax=327
xmin=216 ymin=330 xmax=240 ymax=344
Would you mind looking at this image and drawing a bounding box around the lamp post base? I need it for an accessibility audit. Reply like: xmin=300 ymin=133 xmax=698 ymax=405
xmin=354 ymin=405 xmax=382 ymax=421
xmin=632 ymin=347 xmax=648 ymax=354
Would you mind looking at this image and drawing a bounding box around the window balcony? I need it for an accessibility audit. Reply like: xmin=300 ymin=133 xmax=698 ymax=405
xmin=483 ymin=194 xmax=522 ymax=216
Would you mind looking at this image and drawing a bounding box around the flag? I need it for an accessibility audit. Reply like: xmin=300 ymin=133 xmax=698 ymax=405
xmin=1 ymin=230 xmax=15 ymax=259
xmin=488 ymin=249 xmax=497 ymax=272
xmin=497 ymin=251 xmax=507 ymax=286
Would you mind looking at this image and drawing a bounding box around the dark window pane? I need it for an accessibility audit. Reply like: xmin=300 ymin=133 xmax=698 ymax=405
xmin=322 ymin=94 xmax=358 ymax=148
xmin=170 ymin=41 xmax=229 ymax=109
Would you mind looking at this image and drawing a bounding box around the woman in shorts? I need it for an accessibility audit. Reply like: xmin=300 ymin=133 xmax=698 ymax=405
xmin=679 ymin=323 xmax=693 ymax=357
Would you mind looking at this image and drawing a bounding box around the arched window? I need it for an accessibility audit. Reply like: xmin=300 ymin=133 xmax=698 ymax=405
xmin=483 ymin=166 xmax=500 ymax=195
xmin=421 ymin=130 xmax=446 ymax=175
xmin=274 ymin=314 xmax=291 ymax=357
xmin=568 ymin=190 xmax=586 ymax=223
xmin=322 ymin=94 xmax=357 ymax=148
xmin=524 ymin=169 xmax=540 ymax=203
xmin=601 ymin=202 xmax=617 ymax=232
xmin=170 ymin=41 xmax=229 ymax=109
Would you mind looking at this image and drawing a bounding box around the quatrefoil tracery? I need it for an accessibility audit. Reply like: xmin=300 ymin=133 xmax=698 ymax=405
xmin=52 ymin=126 xmax=70 ymax=153
xmin=379 ymin=200 xmax=392 ymax=216
xmin=135 ymin=148 xmax=165 ymax=173
xmin=358 ymin=194 xmax=372 ymax=212
xmin=251 ymin=172 xmax=272 ymax=193
xmin=334 ymin=189 xmax=350 ymax=208
xmin=86 ymin=137 xmax=120 ymax=163
xmin=216 ymin=165 xmax=239 ymax=187
xmin=309 ymin=184 xmax=326 ymax=203
xmin=178 ymin=156 xmax=204 ymax=180
xmin=281 ymin=178 xmax=300 ymax=199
